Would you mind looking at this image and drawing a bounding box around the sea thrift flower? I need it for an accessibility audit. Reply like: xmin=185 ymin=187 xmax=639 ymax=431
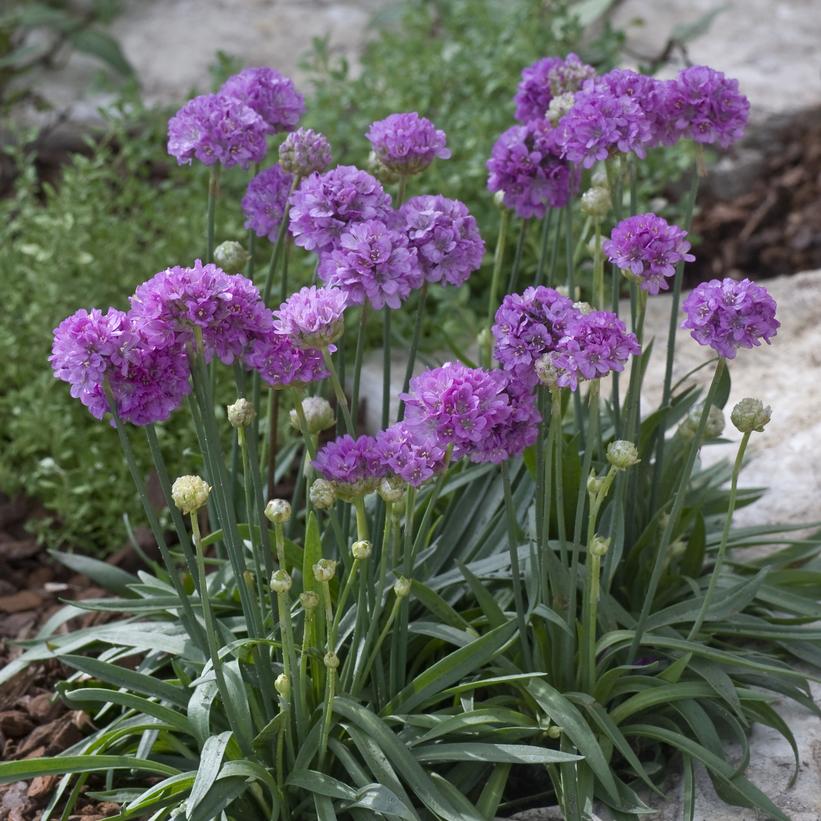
xmin=401 ymin=362 xmax=512 ymax=459
xmin=468 ymin=379 xmax=541 ymax=464
xmin=366 ymin=112 xmax=451 ymax=175
xmin=514 ymin=53 xmax=596 ymax=123
xmin=731 ymin=397 xmax=771 ymax=433
xmin=242 ymin=164 xmax=294 ymax=242
xmin=244 ymin=331 xmax=327 ymax=387
xmin=289 ymin=166 xmax=393 ymax=253
xmin=313 ymin=434 xmax=385 ymax=500
xmin=290 ymin=396 xmax=335 ymax=434
xmin=227 ymin=397 xmax=255 ymax=428
xmin=318 ymin=219 xmax=421 ymax=309
xmin=400 ymin=195 xmax=485 ymax=287
xmin=603 ymin=213 xmax=695 ymax=295
xmin=273 ymin=285 xmax=347 ymax=349
xmin=167 ymin=93 xmax=268 ymax=168
xmin=492 ymin=286 xmax=579 ymax=387
xmin=171 ymin=475 xmax=211 ymax=514
xmin=376 ymin=422 xmax=448 ymax=487
xmin=220 ymin=67 xmax=304 ymax=133
xmin=551 ymin=311 xmax=640 ymax=390
xmin=130 ymin=261 xmax=273 ymax=364
xmin=278 ymin=128 xmax=332 ymax=177
xmin=487 ymin=121 xmax=573 ymax=218
xmin=681 ymin=278 xmax=779 ymax=359
xmin=667 ymin=66 xmax=750 ymax=148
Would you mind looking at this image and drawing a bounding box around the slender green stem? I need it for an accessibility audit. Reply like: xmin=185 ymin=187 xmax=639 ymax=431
xmin=206 ymin=164 xmax=221 ymax=262
xmin=360 ymin=594 xmax=402 ymax=690
xmin=276 ymin=587 xmax=304 ymax=733
xmin=397 ymin=176 xmax=407 ymax=206
xmin=501 ymin=462 xmax=531 ymax=668
xmin=353 ymin=497 xmax=369 ymax=541
xmin=391 ymin=487 xmax=416 ymax=693
xmin=592 ymin=220 xmax=604 ymax=309
xmin=321 ymin=348 xmax=355 ymax=435
xmin=266 ymin=390 xmax=280 ymax=498
xmin=564 ymin=201 xmax=574 ymax=297
xmin=410 ymin=446 xmax=452 ymax=560
xmin=551 ymin=388 xmax=568 ymax=567
xmin=484 ymin=208 xmax=510 ymax=367
xmin=382 ymin=307 xmax=391 ymax=429
xmin=534 ymin=210 xmax=553 ymax=286
xmin=280 ymin=236 xmax=292 ymax=306
xmin=262 ymin=177 xmax=299 ymax=306
xmin=350 ymin=305 xmax=369 ymax=435
xmin=397 ymin=283 xmax=428 ymax=421
xmin=506 ymin=219 xmax=529 ymax=293
xmin=687 ymin=431 xmax=751 ymax=640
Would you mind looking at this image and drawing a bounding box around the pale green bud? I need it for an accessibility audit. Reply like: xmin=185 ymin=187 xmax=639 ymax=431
xmin=171 ymin=475 xmax=211 ymax=515
xmin=606 ymin=440 xmax=640 ymax=470
xmin=573 ymin=300 xmax=594 ymax=316
xmin=535 ymin=353 xmax=558 ymax=388
xmin=580 ymin=186 xmax=611 ymax=219
xmin=213 ymin=240 xmax=249 ymax=274
xmin=264 ymin=499 xmax=292 ymax=524
xmin=300 ymin=591 xmax=319 ymax=610
xmin=587 ymin=472 xmax=605 ymax=496
xmin=309 ymin=478 xmax=336 ymax=510
xmin=493 ymin=190 xmax=506 ymax=208
xmin=275 ymin=673 xmax=290 ymax=697
xmin=547 ymin=724 xmax=562 ymax=739
xmin=351 ymin=540 xmax=372 ymax=560
xmin=393 ymin=576 xmax=412 ymax=598
xmin=679 ymin=403 xmax=725 ymax=441
xmin=313 ymin=558 xmax=337 ymax=583
xmin=378 ymin=476 xmax=405 ymax=504
xmin=589 ymin=534 xmax=610 ymax=557
xmin=731 ymin=397 xmax=771 ymax=434
xmin=269 ymin=569 xmax=292 ymax=594
xmin=324 ymin=651 xmax=340 ymax=670
xmin=367 ymin=149 xmax=400 ymax=185
xmin=227 ymin=397 xmax=255 ymax=428
xmin=546 ymin=92 xmax=575 ymax=126
xmin=290 ymin=396 xmax=335 ymax=435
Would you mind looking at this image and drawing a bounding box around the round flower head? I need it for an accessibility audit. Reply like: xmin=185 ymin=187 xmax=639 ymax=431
xmin=220 ymin=67 xmax=304 ymax=134
xmin=242 ymin=164 xmax=294 ymax=242
xmin=172 ymin=475 xmax=211 ymax=514
xmin=244 ymin=330 xmax=327 ymax=387
xmin=492 ymin=286 xmax=579 ymax=388
xmin=681 ymin=278 xmax=779 ymax=359
xmin=312 ymin=434 xmax=385 ymax=501
xmin=318 ymin=219 xmax=421 ymax=310
xmin=667 ymin=66 xmax=749 ymax=148
xmin=376 ymin=422 xmax=448 ymax=487
xmin=551 ymin=311 xmax=641 ymax=391
xmin=731 ymin=397 xmax=771 ymax=434
xmin=289 ymin=165 xmax=393 ymax=254
xmin=279 ymin=128 xmax=332 ymax=177
xmin=400 ymin=195 xmax=485 ymax=287
xmin=487 ymin=120 xmax=574 ymax=218
xmin=214 ymin=241 xmax=249 ymax=274
xmin=603 ymin=213 xmax=695 ymax=295
xmin=290 ymin=396 xmax=335 ymax=434
xmin=273 ymin=285 xmax=347 ymax=349
xmin=50 ymin=308 xmax=190 ymax=426
xmin=366 ymin=112 xmax=451 ymax=175
xmin=167 ymin=93 xmax=268 ymax=168
xmin=130 ymin=261 xmax=273 ymax=365
xmin=514 ymin=53 xmax=596 ymax=123
xmin=401 ymin=362 xmax=513 ymax=459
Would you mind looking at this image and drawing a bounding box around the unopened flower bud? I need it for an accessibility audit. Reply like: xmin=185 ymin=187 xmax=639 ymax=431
xmin=547 ymin=724 xmax=562 ymax=739
xmin=393 ymin=576 xmax=412 ymax=598
xmin=227 ymin=397 xmax=256 ymax=428
xmin=670 ymin=539 xmax=687 ymax=558
xmin=731 ymin=397 xmax=771 ymax=434
xmin=275 ymin=673 xmax=290 ymax=697
xmin=309 ymin=478 xmax=336 ymax=510
xmin=573 ymin=301 xmax=593 ymax=316
xmin=243 ymin=570 xmax=256 ymax=589
xmin=378 ymin=476 xmax=405 ymax=504
xmin=313 ymin=558 xmax=337 ymax=583
xmin=351 ymin=540 xmax=372 ymax=560
xmin=587 ymin=472 xmax=604 ymax=496
xmin=679 ymin=403 xmax=725 ymax=440
xmin=300 ymin=590 xmax=319 ymax=610
xmin=213 ymin=240 xmax=249 ymax=274
xmin=269 ymin=569 xmax=292 ymax=594
xmin=556 ymin=285 xmax=580 ymax=300
xmin=324 ymin=651 xmax=340 ymax=670
xmin=493 ymin=189 xmax=506 ymax=209
xmin=589 ymin=534 xmax=610 ymax=557
xmin=580 ymin=186 xmax=611 ymax=219
xmin=290 ymin=396 xmax=335 ymax=435
xmin=265 ymin=499 xmax=292 ymax=524
xmin=367 ymin=150 xmax=400 ymax=185
xmin=546 ymin=92 xmax=575 ymax=126
xmin=535 ymin=354 xmax=558 ymax=388
xmin=606 ymin=440 xmax=640 ymax=470
xmin=171 ymin=475 xmax=211 ymax=515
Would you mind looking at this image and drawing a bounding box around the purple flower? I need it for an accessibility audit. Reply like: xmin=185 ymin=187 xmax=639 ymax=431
xmin=220 ymin=67 xmax=304 ymax=134
xmin=279 ymin=128 xmax=332 ymax=177
xmin=401 ymin=362 xmax=513 ymax=459
xmin=244 ymin=331 xmax=327 ymax=388
xmin=514 ymin=53 xmax=596 ymax=123
xmin=603 ymin=213 xmax=695 ymax=295
xmin=493 ymin=286 xmax=579 ymax=387
xmin=681 ymin=278 xmax=779 ymax=359
xmin=273 ymin=285 xmax=347 ymax=349
xmin=289 ymin=166 xmax=393 ymax=254
xmin=313 ymin=434 xmax=385 ymax=500
xmin=50 ymin=308 xmax=190 ymax=425
xmin=167 ymin=93 xmax=268 ymax=168
xmin=130 ymin=261 xmax=273 ymax=365
xmin=551 ymin=311 xmax=641 ymax=391
xmin=317 ymin=219 xmax=421 ymax=310
xmin=667 ymin=66 xmax=749 ymax=148
xmin=400 ymin=195 xmax=485 ymax=287
xmin=366 ymin=112 xmax=451 ymax=175
xmin=487 ymin=121 xmax=574 ymax=218
xmin=242 ymin=164 xmax=294 ymax=242
xmin=469 ymin=378 xmax=541 ymax=464
xmin=376 ymin=423 xmax=447 ymax=487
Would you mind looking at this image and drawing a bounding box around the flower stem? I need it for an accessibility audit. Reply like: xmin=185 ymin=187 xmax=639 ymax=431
xmin=484 ymin=207 xmax=510 ymax=367
xmin=206 ymin=164 xmax=221 ymax=262
xmin=262 ymin=176 xmax=299 ymax=306
xmin=397 ymin=283 xmax=428 ymax=421
xmin=501 ymin=462 xmax=531 ymax=668
xmin=534 ymin=209 xmax=554 ymax=286
xmin=321 ymin=348 xmax=355 ymax=435
xmin=350 ymin=305 xmax=369 ymax=435
xmin=382 ymin=307 xmax=391 ymax=429
xmin=506 ymin=218 xmax=529 ymax=293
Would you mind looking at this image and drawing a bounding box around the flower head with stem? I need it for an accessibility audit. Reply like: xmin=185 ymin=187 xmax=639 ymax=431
xmin=220 ymin=66 xmax=304 ymax=133
xmin=242 ymin=164 xmax=294 ymax=242
xmin=514 ymin=53 xmax=596 ymax=123
xmin=278 ymin=127 xmax=332 ymax=177
xmin=366 ymin=112 xmax=451 ymax=176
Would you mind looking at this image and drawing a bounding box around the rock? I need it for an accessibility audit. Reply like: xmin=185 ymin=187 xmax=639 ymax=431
xmin=0 ymin=710 xmax=33 ymax=739
xmin=0 ymin=590 xmax=42 ymax=614
xmin=26 ymin=775 xmax=57 ymax=799
xmin=0 ymin=539 xmax=41 ymax=561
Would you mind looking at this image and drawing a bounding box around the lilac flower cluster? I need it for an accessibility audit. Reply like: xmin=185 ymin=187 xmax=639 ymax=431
xmin=400 ymin=195 xmax=485 ymax=287
xmin=681 ymin=277 xmax=779 ymax=359
xmin=486 ymin=120 xmax=574 ymax=217
xmin=492 ymin=286 xmax=578 ymax=387
xmin=514 ymin=53 xmax=596 ymax=123
xmin=312 ymin=434 xmax=383 ymax=500
xmin=50 ymin=308 xmax=191 ymax=426
xmin=242 ymin=164 xmax=293 ymax=242
xmin=278 ymin=128 xmax=332 ymax=178
xmin=273 ymin=285 xmax=347 ymax=349
xmin=468 ymin=380 xmax=540 ymax=464
xmin=317 ymin=220 xmax=421 ymax=310
xmin=130 ymin=260 xmax=273 ymax=365
xmin=376 ymin=422 xmax=448 ymax=486
xmin=366 ymin=112 xmax=451 ymax=175
xmin=244 ymin=332 xmax=328 ymax=388
xmin=220 ymin=67 xmax=304 ymax=134
xmin=288 ymin=165 xmax=393 ymax=254
xmin=167 ymin=93 xmax=268 ymax=168
xmin=603 ymin=213 xmax=695 ymax=295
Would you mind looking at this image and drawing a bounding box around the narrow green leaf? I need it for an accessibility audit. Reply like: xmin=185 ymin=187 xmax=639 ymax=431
xmin=413 ymin=743 xmax=581 ymax=764
xmin=458 ymin=561 xmax=507 ymax=628
xmin=287 ymin=770 xmax=356 ymax=801
xmin=410 ymin=580 xmax=475 ymax=633
xmin=68 ymin=28 xmax=135 ymax=76
xmin=188 ymin=731 xmax=232 ymax=817
xmin=475 ymin=763 xmax=510 ymax=819
xmin=346 ymin=784 xmax=417 ymax=820
xmin=50 ymin=550 xmax=138 ymax=595
xmin=63 ymin=688 xmax=191 ymax=735
xmin=0 ymin=755 xmax=178 ymax=785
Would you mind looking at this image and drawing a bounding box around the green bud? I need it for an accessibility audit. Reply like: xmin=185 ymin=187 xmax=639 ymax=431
xmin=290 ymin=396 xmax=335 ymax=434
xmin=351 ymin=540 xmax=372 ymax=560
xmin=606 ymin=440 xmax=640 ymax=470
xmin=547 ymin=724 xmax=562 ymax=739
xmin=378 ymin=476 xmax=405 ymax=504
xmin=731 ymin=397 xmax=771 ymax=434
xmin=393 ymin=576 xmax=412 ymax=598
xmin=313 ymin=558 xmax=337 ymax=583
xmin=309 ymin=478 xmax=336 ymax=510
xmin=227 ymin=397 xmax=256 ymax=428
xmin=589 ymin=534 xmax=610 ymax=558
xmin=171 ymin=475 xmax=211 ymax=515
xmin=214 ymin=240 xmax=249 ymax=274
xmin=300 ymin=591 xmax=319 ymax=610
xmin=269 ymin=569 xmax=292 ymax=594
xmin=264 ymin=499 xmax=292 ymax=524
xmin=274 ymin=673 xmax=290 ymax=697
xmin=580 ymin=186 xmax=610 ymax=219
xmin=324 ymin=651 xmax=340 ymax=670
